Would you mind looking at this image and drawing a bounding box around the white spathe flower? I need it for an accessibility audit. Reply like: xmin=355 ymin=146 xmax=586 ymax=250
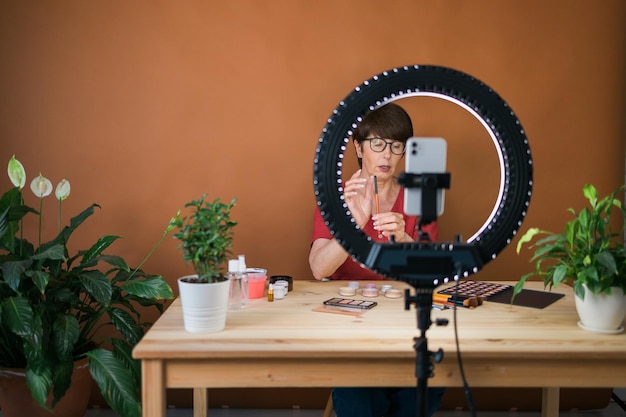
xmin=30 ymin=173 xmax=53 ymax=198
xmin=7 ymin=155 xmax=26 ymax=189
xmin=55 ymin=179 xmax=71 ymax=201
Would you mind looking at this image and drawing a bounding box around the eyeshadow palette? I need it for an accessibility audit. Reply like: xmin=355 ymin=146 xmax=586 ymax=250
xmin=437 ymin=280 xmax=512 ymax=300
xmin=323 ymin=297 xmax=378 ymax=310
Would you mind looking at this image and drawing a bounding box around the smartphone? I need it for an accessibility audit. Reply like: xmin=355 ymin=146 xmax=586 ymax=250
xmin=404 ymin=137 xmax=447 ymax=216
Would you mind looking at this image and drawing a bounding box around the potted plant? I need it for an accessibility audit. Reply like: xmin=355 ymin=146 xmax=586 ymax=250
xmin=0 ymin=155 xmax=176 ymax=417
xmin=173 ymin=194 xmax=237 ymax=333
xmin=515 ymin=183 xmax=626 ymax=333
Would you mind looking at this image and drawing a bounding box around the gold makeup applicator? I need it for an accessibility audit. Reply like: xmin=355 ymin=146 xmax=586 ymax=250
xmin=374 ymin=176 xmax=383 ymax=239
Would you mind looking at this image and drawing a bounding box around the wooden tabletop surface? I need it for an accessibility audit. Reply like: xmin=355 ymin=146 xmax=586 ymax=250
xmin=133 ymin=279 xmax=626 ymax=417
xmin=133 ymin=279 xmax=626 ymax=362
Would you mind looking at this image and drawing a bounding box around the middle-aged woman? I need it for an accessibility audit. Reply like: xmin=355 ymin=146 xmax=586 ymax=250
xmin=309 ymin=102 xmax=445 ymax=417
xmin=309 ymin=102 xmax=438 ymax=281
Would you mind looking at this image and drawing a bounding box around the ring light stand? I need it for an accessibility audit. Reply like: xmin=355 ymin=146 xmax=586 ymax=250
xmin=313 ymin=65 xmax=533 ymax=417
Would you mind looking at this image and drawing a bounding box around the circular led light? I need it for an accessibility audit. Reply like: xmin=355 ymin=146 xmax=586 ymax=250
xmin=314 ymin=65 xmax=533 ymax=281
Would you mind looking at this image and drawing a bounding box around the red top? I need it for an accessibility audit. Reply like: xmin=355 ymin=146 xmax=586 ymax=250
xmin=311 ymin=189 xmax=438 ymax=280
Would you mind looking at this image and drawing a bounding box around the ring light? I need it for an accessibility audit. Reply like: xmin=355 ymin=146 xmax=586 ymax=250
xmin=313 ymin=65 xmax=533 ymax=284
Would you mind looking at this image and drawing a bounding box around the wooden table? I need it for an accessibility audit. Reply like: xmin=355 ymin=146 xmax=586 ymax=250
xmin=133 ymin=280 xmax=626 ymax=417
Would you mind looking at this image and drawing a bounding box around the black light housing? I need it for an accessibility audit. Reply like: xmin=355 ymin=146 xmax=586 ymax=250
xmin=313 ymin=65 xmax=533 ymax=286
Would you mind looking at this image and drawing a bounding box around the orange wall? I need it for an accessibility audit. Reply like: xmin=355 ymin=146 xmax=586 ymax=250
xmin=2 ymin=0 xmax=625 ymax=307
xmin=2 ymin=0 xmax=625 ymax=409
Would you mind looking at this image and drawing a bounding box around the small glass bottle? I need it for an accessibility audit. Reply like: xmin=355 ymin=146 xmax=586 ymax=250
xmin=267 ymin=283 xmax=274 ymax=302
xmin=228 ymin=259 xmax=243 ymax=310
xmin=238 ymin=255 xmax=249 ymax=308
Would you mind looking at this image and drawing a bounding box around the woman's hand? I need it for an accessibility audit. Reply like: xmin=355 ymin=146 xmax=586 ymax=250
xmin=343 ymin=169 xmax=373 ymax=228
xmin=372 ymin=212 xmax=412 ymax=242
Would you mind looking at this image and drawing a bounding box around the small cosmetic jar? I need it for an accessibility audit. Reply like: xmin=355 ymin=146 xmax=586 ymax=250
xmin=361 ymin=284 xmax=379 ymax=298
xmin=348 ymin=281 xmax=360 ymax=290
xmin=273 ymin=282 xmax=288 ymax=299
xmin=246 ymin=268 xmax=268 ymax=299
xmin=384 ymin=288 xmax=403 ymax=299
xmin=269 ymin=275 xmax=293 ymax=291
xmin=274 ymin=280 xmax=290 ymax=295
xmin=339 ymin=286 xmax=357 ymax=296
xmin=380 ymin=284 xmax=393 ymax=294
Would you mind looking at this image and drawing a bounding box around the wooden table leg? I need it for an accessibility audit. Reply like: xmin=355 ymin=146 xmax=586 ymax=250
xmin=142 ymin=359 xmax=166 ymax=417
xmin=542 ymin=387 xmax=560 ymax=417
xmin=193 ymin=387 xmax=208 ymax=417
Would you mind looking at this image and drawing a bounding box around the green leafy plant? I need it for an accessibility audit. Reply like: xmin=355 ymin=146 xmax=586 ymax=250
xmin=515 ymin=183 xmax=626 ymax=300
xmin=173 ymin=194 xmax=237 ymax=283
xmin=0 ymin=155 xmax=176 ymax=417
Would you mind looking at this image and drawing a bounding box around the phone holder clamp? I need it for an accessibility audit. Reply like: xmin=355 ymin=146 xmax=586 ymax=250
xmin=397 ymin=172 xmax=451 ymax=225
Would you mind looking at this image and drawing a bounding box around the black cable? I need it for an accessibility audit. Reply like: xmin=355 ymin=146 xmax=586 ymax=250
xmin=612 ymin=391 xmax=626 ymax=413
xmin=452 ymin=276 xmax=477 ymax=417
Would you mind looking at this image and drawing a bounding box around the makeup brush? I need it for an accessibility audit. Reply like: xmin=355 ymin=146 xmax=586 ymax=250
xmin=374 ymin=175 xmax=380 ymax=215
xmin=374 ymin=176 xmax=382 ymax=239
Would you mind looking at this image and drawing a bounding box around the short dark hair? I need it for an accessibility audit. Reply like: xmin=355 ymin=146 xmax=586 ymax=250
xmin=353 ymin=102 xmax=413 ymax=144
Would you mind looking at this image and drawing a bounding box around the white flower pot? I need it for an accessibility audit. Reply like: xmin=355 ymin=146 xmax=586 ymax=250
xmin=575 ymin=285 xmax=626 ymax=334
xmin=178 ymin=275 xmax=230 ymax=333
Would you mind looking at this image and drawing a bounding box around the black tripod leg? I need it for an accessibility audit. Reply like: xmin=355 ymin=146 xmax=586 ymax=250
xmin=412 ymin=288 xmax=435 ymax=417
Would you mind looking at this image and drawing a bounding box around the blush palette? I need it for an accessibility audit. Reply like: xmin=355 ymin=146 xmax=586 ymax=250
xmin=437 ymin=280 xmax=512 ymax=300
xmin=323 ymin=297 xmax=378 ymax=310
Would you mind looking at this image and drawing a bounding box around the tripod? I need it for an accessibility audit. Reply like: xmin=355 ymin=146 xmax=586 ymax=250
xmin=404 ymin=281 xmax=448 ymax=417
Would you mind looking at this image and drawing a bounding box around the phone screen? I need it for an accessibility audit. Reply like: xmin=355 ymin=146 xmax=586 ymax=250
xmin=404 ymin=137 xmax=447 ymax=216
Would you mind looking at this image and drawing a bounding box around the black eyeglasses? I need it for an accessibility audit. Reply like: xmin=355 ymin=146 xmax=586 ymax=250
xmin=363 ymin=137 xmax=405 ymax=155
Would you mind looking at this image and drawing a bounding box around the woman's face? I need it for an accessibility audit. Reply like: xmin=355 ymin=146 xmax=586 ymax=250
xmin=355 ymin=137 xmax=405 ymax=179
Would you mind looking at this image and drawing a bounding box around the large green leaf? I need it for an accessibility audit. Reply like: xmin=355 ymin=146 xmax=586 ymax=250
xmin=111 ymin=338 xmax=140 ymax=386
xmin=31 ymin=244 xmax=66 ymax=261
xmin=552 ymin=264 xmax=568 ymax=286
xmin=50 ymin=359 xmax=73 ymax=408
xmin=56 ymin=203 xmax=99 ymax=245
xmin=582 ymin=183 xmax=598 ymax=206
xmin=1 ymin=296 xmax=34 ymax=336
xmin=87 ymin=348 xmax=141 ymax=417
xmin=25 ymin=366 xmax=53 ymax=411
xmin=595 ymin=250 xmax=618 ymax=275
xmin=25 ymin=269 xmax=50 ymax=294
xmin=0 ymin=206 xmax=10 ymax=246
xmin=2 ymin=259 xmax=31 ymax=292
xmin=53 ymin=314 xmax=80 ymax=358
xmin=108 ymin=307 xmax=143 ymax=346
xmin=121 ymin=276 xmax=174 ymax=300
xmin=78 ymin=270 xmax=113 ymax=306
xmin=81 ymin=235 xmax=121 ymax=265
xmin=22 ymin=315 xmax=44 ymax=361
xmin=99 ymin=254 xmax=130 ymax=271
xmin=0 ymin=188 xmax=33 ymax=251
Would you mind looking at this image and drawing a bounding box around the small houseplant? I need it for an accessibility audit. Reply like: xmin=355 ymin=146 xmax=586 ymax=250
xmin=0 ymin=155 xmax=176 ymax=417
xmin=173 ymin=194 xmax=237 ymax=332
xmin=516 ymin=183 xmax=626 ymax=332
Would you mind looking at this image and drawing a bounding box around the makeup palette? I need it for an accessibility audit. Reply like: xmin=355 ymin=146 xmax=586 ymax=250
xmin=323 ymin=297 xmax=378 ymax=310
xmin=437 ymin=280 xmax=512 ymax=300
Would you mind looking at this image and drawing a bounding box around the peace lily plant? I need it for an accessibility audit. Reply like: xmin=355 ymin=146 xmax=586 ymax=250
xmin=0 ymin=155 xmax=176 ymax=417
xmin=515 ymin=183 xmax=626 ymax=300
